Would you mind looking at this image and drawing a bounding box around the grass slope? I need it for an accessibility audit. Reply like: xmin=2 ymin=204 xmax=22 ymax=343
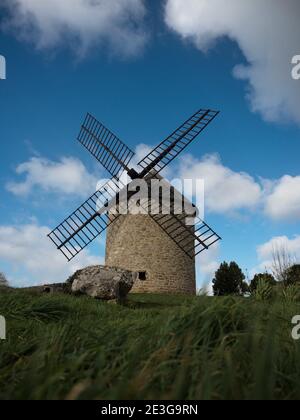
xmin=0 ymin=288 xmax=300 ymax=400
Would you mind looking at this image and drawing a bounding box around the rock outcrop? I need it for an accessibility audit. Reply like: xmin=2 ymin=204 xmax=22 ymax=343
xmin=69 ymin=265 xmax=137 ymax=301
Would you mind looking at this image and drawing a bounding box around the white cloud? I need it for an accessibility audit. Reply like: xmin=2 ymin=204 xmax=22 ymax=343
xmin=1 ymin=0 xmax=146 ymax=57
xmin=264 ymin=175 xmax=300 ymax=221
xmin=165 ymin=0 xmax=300 ymax=125
xmin=133 ymin=143 xmax=153 ymax=167
xmin=177 ymin=154 xmax=262 ymax=214
xmin=0 ymin=223 xmax=100 ymax=287
xmin=131 ymin=143 xmax=173 ymax=180
xmin=254 ymin=235 xmax=300 ymax=275
xmin=258 ymin=235 xmax=300 ymax=261
xmin=6 ymin=156 xmax=98 ymax=198
xmin=173 ymin=153 xmax=300 ymax=223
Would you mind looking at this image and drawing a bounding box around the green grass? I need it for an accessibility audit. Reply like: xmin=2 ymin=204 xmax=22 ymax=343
xmin=0 ymin=288 xmax=300 ymax=400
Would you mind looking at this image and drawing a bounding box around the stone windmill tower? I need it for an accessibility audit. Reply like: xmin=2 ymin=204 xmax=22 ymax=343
xmin=49 ymin=109 xmax=221 ymax=295
xmin=105 ymin=175 xmax=197 ymax=295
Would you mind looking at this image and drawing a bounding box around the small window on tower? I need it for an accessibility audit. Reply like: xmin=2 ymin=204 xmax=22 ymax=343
xmin=139 ymin=271 xmax=147 ymax=281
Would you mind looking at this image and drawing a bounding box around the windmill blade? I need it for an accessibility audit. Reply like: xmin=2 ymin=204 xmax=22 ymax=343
xmin=78 ymin=113 xmax=135 ymax=178
xmin=137 ymin=174 xmax=221 ymax=259
xmin=138 ymin=109 xmax=219 ymax=177
xmin=149 ymin=199 xmax=221 ymax=259
xmin=48 ymin=177 xmax=123 ymax=261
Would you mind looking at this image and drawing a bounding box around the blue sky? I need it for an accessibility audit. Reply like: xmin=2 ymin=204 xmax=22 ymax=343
xmin=0 ymin=0 xmax=299 ymax=288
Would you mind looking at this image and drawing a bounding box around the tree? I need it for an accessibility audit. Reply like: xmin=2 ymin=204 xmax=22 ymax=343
xmin=284 ymin=265 xmax=300 ymax=286
xmin=250 ymin=273 xmax=276 ymax=293
xmin=241 ymin=281 xmax=250 ymax=294
xmin=213 ymin=262 xmax=246 ymax=296
xmin=271 ymin=245 xmax=295 ymax=283
xmin=0 ymin=272 xmax=8 ymax=288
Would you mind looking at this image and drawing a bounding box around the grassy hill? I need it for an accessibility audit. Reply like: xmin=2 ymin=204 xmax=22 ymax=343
xmin=0 ymin=287 xmax=300 ymax=400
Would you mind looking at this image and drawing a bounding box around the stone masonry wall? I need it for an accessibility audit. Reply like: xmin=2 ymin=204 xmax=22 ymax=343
xmin=105 ymin=214 xmax=196 ymax=295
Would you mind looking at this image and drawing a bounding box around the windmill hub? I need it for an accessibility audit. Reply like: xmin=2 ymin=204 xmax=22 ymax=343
xmin=127 ymin=168 xmax=140 ymax=180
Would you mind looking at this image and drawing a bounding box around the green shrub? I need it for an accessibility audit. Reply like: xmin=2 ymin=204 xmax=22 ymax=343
xmin=253 ymin=279 xmax=274 ymax=302
xmin=250 ymin=273 xmax=276 ymax=293
xmin=282 ymin=284 xmax=300 ymax=303
xmin=284 ymin=265 xmax=300 ymax=286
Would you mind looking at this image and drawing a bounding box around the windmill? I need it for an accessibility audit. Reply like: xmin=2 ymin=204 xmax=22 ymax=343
xmin=48 ymin=109 xmax=221 ymax=295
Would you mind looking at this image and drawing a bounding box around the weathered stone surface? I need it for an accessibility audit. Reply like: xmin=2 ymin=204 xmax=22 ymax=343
xmin=69 ymin=265 xmax=137 ymax=301
xmin=106 ymin=214 xmax=196 ymax=296
xmin=43 ymin=283 xmax=71 ymax=294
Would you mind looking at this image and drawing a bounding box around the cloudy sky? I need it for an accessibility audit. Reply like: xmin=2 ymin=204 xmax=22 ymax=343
xmin=0 ymin=0 xmax=299 ymax=288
